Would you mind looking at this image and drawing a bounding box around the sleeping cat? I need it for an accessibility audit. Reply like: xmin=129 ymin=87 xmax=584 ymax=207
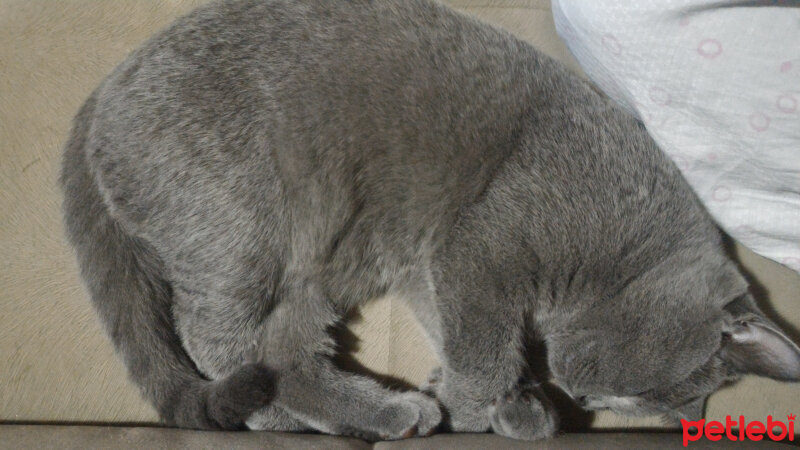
xmin=60 ymin=0 xmax=800 ymax=441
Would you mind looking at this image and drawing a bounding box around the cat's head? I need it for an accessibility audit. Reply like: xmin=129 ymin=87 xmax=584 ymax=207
xmin=545 ymin=247 xmax=800 ymax=423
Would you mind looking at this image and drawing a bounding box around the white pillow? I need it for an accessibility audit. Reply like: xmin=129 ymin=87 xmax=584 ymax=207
xmin=552 ymin=0 xmax=800 ymax=274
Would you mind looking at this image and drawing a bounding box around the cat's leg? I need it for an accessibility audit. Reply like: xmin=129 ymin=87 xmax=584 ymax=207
xmin=423 ymin=265 xmax=559 ymax=440
xmin=171 ymin=287 xmax=311 ymax=432
xmin=244 ymin=405 xmax=311 ymax=431
xmin=429 ymin=324 xmax=558 ymax=440
xmin=257 ymin=276 xmax=441 ymax=440
xmin=422 ymin=366 xmax=556 ymax=439
xmin=487 ymin=378 xmax=559 ymax=440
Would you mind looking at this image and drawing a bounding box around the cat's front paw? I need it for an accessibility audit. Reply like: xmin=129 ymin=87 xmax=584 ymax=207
xmin=373 ymin=391 xmax=442 ymax=440
xmin=420 ymin=366 xmax=443 ymax=395
xmin=425 ymin=369 xmax=492 ymax=433
xmin=488 ymin=385 xmax=559 ymax=441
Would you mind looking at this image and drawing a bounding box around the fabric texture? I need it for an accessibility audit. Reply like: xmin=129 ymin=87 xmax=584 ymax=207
xmin=552 ymin=0 xmax=800 ymax=274
xmin=0 ymin=426 xmax=792 ymax=449
xmin=1 ymin=0 xmax=798 ymax=435
xmin=0 ymin=425 xmax=372 ymax=450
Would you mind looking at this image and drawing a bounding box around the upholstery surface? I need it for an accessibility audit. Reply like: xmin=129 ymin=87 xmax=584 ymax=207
xmin=1 ymin=0 xmax=798 ymax=433
xmin=0 ymin=426 xmax=792 ymax=449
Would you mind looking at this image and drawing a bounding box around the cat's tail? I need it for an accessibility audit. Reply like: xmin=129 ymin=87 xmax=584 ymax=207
xmin=59 ymin=91 xmax=274 ymax=430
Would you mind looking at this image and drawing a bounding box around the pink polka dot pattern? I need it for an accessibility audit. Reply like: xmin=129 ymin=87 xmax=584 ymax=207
xmin=671 ymin=154 xmax=692 ymax=172
xmin=551 ymin=0 xmax=800 ymax=274
xmin=697 ymin=39 xmax=723 ymax=59
xmin=776 ymin=93 xmax=797 ymax=113
xmin=712 ymin=185 xmax=732 ymax=201
xmin=649 ymin=87 xmax=671 ymax=106
xmin=635 ymin=102 xmax=669 ymax=127
xmin=749 ymin=112 xmax=770 ymax=131
xmin=781 ymin=257 xmax=800 ymax=270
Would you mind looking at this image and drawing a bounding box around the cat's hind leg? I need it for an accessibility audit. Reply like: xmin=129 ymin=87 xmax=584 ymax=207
xmin=171 ymin=287 xmax=311 ymax=433
xmin=257 ymin=277 xmax=442 ymax=440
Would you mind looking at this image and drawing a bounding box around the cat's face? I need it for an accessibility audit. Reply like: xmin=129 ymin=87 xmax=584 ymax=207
xmin=571 ymin=341 xmax=731 ymax=421
xmin=545 ymin=252 xmax=800 ymax=422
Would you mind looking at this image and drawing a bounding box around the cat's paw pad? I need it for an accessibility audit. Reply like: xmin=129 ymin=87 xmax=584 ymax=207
xmin=375 ymin=392 xmax=442 ymax=440
xmin=488 ymin=387 xmax=558 ymax=441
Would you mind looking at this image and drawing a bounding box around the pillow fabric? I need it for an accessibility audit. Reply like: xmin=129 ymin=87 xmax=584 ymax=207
xmin=553 ymin=0 xmax=800 ymax=274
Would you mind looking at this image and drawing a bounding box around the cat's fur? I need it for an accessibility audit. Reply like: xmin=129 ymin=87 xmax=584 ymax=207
xmin=60 ymin=0 xmax=800 ymax=441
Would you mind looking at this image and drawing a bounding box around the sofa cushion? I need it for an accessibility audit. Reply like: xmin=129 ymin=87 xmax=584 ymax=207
xmin=0 ymin=425 xmax=371 ymax=450
xmin=0 ymin=426 xmax=792 ymax=449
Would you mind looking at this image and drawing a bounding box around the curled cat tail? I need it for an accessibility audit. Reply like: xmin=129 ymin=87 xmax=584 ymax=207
xmin=59 ymin=91 xmax=274 ymax=430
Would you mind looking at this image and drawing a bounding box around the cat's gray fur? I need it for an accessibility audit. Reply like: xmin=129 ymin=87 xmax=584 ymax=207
xmin=60 ymin=0 xmax=800 ymax=441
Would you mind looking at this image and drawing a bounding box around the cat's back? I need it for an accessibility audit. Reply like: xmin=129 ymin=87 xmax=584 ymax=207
xmin=92 ymin=0 xmax=534 ymax=148
xmin=84 ymin=0 xmax=549 ymax=235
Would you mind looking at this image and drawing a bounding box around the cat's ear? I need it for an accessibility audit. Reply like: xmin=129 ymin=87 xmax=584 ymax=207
xmin=720 ymin=295 xmax=800 ymax=381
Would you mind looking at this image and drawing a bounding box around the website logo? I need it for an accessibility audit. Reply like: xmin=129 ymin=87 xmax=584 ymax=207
xmin=682 ymin=415 xmax=796 ymax=446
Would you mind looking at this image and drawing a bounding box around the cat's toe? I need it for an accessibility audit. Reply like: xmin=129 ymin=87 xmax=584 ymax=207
xmin=375 ymin=392 xmax=442 ymax=440
xmin=420 ymin=367 xmax=443 ymax=395
xmin=406 ymin=392 xmax=442 ymax=437
xmin=488 ymin=388 xmax=558 ymax=441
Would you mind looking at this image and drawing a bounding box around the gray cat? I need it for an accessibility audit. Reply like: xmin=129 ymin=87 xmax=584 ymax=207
xmin=60 ymin=0 xmax=800 ymax=441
